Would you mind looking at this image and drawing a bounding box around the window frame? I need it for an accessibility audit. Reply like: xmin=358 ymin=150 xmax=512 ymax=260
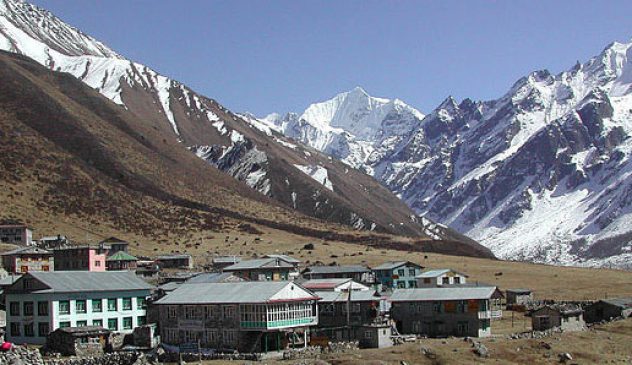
xmin=58 ymin=300 xmax=70 ymax=315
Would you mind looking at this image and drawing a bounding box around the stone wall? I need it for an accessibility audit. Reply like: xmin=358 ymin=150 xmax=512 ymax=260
xmin=0 ymin=346 xmax=149 ymax=365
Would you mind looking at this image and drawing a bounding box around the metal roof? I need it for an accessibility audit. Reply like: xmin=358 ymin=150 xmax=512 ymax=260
xmin=224 ymin=257 xmax=293 ymax=271
xmin=373 ymin=261 xmax=422 ymax=270
xmin=265 ymin=254 xmax=301 ymax=264
xmin=185 ymin=272 xmax=239 ymax=284
xmin=212 ymin=256 xmax=241 ymax=264
xmin=0 ymin=247 xmax=52 ymax=256
xmin=155 ymin=281 xmax=318 ymax=305
xmin=600 ymin=298 xmax=632 ymax=309
xmin=304 ymin=265 xmax=370 ymax=275
xmin=106 ymin=251 xmax=138 ymax=262
xmin=390 ymin=286 xmax=497 ymax=302
xmin=315 ymin=290 xmax=379 ymax=303
xmin=12 ymin=271 xmax=154 ymax=294
xmin=99 ymin=236 xmax=128 ymax=244
xmin=156 ymin=254 xmax=191 ymax=260
xmin=158 ymin=282 xmax=181 ymax=292
xmin=416 ymin=269 xmax=469 ymax=278
xmin=302 ymin=278 xmax=352 ymax=290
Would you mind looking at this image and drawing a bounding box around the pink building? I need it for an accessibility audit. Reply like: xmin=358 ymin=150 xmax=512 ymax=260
xmin=53 ymin=246 xmax=106 ymax=271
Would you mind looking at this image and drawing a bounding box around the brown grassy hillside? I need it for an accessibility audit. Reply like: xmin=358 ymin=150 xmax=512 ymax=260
xmin=0 ymin=50 xmax=493 ymax=259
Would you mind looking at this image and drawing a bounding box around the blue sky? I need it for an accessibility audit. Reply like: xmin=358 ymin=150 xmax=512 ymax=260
xmin=32 ymin=0 xmax=632 ymax=116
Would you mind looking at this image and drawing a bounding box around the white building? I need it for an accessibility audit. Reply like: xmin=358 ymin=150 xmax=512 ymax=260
xmin=301 ymin=278 xmax=370 ymax=292
xmin=416 ymin=269 xmax=468 ymax=287
xmin=4 ymin=271 xmax=153 ymax=344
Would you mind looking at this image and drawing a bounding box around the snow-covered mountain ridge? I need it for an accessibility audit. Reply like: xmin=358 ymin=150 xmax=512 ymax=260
xmin=253 ymin=87 xmax=426 ymax=173
xmin=258 ymin=41 xmax=632 ymax=268
xmin=0 ymin=0 xmax=494 ymax=251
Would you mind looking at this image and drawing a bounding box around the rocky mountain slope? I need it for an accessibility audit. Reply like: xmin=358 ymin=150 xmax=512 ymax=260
xmin=0 ymin=0 xmax=493 ymax=257
xmin=258 ymin=42 xmax=632 ymax=268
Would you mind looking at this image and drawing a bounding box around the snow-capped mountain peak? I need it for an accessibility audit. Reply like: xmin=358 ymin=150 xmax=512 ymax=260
xmin=0 ymin=0 xmax=120 ymax=59
xmin=248 ymin=87 xmax=425 ymax=170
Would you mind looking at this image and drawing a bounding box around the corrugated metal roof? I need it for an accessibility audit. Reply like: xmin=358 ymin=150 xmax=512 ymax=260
xmin=155 ymin=281 xmax=318 ymax=304
xmin=224 ymin=257 xmax=293 ymax=270
xmin=304 ymin=265 xmax=370 ymax=274
xmin=601 ymin=297 xmax=632 ymax=309
xmin=156 ymin=254 xmax=191 ymax=260
xmin=373 ymin=261 xmax=421 ymax=270
xmin=185 ymin=272 xmax=239 ymax=284
xmin=17 ymin=271 xmax=154 ymax=293
xmin=212 ymin=256 xmax=241 ymax=264
xmin=302 ymin=278 xmax=352 ymax=290
xmin=0 ymin=247 xmax=52 ymax=256
xmin=416 ymin=269 xmax=469 ymax=278
xmin=315 ymin=290 xmax=379 ymax=303
xmin=265 ymin=254 xmax=301 ymax=264
xmin=390 ymin=286 xmax=497 ymax=302
xmin=158 ymin=282 xmax=181 ymax=291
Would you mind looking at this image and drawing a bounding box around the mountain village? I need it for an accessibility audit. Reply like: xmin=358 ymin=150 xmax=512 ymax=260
xmin=0 ymin=223 xmax=630 ymax=364
xmin=0 ymin=0 xmax=632 ymax=364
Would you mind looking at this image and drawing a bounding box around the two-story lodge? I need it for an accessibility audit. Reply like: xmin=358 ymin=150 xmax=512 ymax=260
xmin=154 ymin=281 xmax=319 ymax=352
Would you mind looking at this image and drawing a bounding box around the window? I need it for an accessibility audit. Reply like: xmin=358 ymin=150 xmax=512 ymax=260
xmin=76 ymin=320 xmax=87 ymax=327
xmin=364 ymin=330 xmax=373 ymax=339
xmin=122 ymin=317 xmax=133 ymax=330
xmin=408 ymin=269 xmax=416 ymax=276
xmin=408 ymin=280 xmax=417 ymax=288
xmin=108 ymin=318 xmax=118 ymax=331
xmin=204 ymin=329 xmax=218 ymax=345
xmin=9 ymin=302 xmax=20 ymax=316
xmin=454 ymin=277 xmax=461 ymax=284
xmin=10 ymin=322 xmax=20 ymax=336
xmin=433 ymin=302 xmax=442 ymax=313
xmin=457 ymin=301 xmax=467 ymax=313
xmin=42 ymin=265 xmax=49 ymax=271
xmin=480 ymin=319 xmax=490 ymax=330
xmin=108 ymin=298 xmax=117 ymax=311
xmin=423 ymin=278 xmax=431 ymax=284
xmin=38 ymin=322 xmax=49 ymax=337
xmin=397 ymin=269 xmax=405 ymax=277
xmin=122 ymin=298 xmax=132 ymax=311
xmin=58 ymin=300 xmax=70 ymax=315
xmin=168 ymin=306 xmax=177 ymax=318
xmin=397 ymin=281 xmax=406 ymax=288
xmin=23 ymin=302 xmax=34 ymax=316
xmin=412 ymin=321 xmax=422 ymax=333
xmin=59 ymin=321 xmax=71 ymax=328
xmin=222 ymin=329 xmax=236 ymax=345
xmin=93 ymin=319 xmax=103 ymax=327
xmin=92 ymin=299 xmax=103 ymax=313
xmin=137 ymin=316 xmax=147 ymax=326
xmin=76 ymin=300 xmax=87 ymax=314
xmin=95 ymin=260 xmax=101 ymax=267
xmin=137 ymin=297 xmax=147 ymax=309
xmin=223 ymin=305 xmax=235 ymax=319
xmin=38 ymin=301 xmax=49 ymax=316
xmin=442 ymin=277 xmax=450 ymax=285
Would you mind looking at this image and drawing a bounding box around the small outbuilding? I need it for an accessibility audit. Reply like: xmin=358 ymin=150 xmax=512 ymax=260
xmin=531 ymin=305 xmax=584 ymax=332
xmin=46 ymin=326 xmax=110 ymax=356
xmin=584 ymin=298 xmax=632 ymax=323
xmin=506 ymin=288 xmax=533 ymax=307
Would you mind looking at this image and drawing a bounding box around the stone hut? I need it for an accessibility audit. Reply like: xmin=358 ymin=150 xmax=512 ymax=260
xmin=531 ymin=304 xmax=584 ymax=332
xmin=46 ymin=326 xmax=110 ymax=356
